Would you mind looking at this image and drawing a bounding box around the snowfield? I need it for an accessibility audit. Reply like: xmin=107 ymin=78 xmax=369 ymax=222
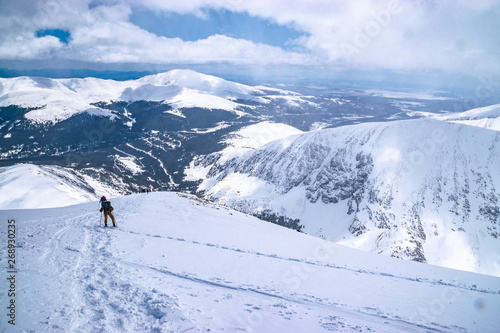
xmin=1 ymin=192 xmax=499 ymax=332
xmin=185 ymin=121 xmax=304 ymax=182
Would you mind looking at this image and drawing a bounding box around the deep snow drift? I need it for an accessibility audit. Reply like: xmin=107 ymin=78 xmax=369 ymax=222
xmin=188 ymin=118 xmax=500 ymax=276
xmin=1 ymin=192 xmax=499 ymax=332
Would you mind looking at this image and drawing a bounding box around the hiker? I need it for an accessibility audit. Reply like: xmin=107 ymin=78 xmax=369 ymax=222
xmin=99 ymin=196 xmax=116 ymax=227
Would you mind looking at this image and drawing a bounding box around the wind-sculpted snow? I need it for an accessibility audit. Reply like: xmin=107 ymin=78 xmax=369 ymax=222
xmin=192 ymin=119 xmax=500 ymax=276
xmin=2 ymin=192 xmax=499 ymax=332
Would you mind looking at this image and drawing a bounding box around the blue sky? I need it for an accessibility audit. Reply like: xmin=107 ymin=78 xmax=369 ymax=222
xmin=0 ymin=0 xmax=499 ymax=83
xmin=129 ymin=8 xmax=307 ymax=52
xmin=35 ymin=29 xmax=71 ymax=44
xmin=31 ymin=8 xmax=308 ymax=56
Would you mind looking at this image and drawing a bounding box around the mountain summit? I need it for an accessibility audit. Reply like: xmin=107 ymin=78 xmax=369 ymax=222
xmin=0 ymin=69 xmax=276 ymax=123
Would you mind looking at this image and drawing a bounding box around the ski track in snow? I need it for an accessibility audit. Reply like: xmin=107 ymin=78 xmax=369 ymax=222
xmin=120 ymin=260 xmax=447 ymax=333
xmin=24 ymin=198 xmax=192 ymax=332
xmin=3 ymin=193 xmax=498 ymax=332
xmin=118 ymin=228 xmax=495 ymax=297
xmin=68 ymin=222 xmax=188 ymax=332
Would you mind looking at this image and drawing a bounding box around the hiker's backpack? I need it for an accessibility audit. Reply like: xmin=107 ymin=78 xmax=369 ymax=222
xmin=102 ymin=201 xmax=113 ymax=213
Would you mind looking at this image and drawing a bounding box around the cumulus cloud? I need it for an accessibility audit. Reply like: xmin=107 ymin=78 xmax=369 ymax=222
xmin=0 ymin=0 xmax=498 ymax=75
xmin=0 ymin=0 xmax=313 ymax=65
xmin=130 ymin=0 xmax=500 ymax=74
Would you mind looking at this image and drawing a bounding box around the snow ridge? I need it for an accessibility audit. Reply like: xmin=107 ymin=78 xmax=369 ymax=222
xmin=435 ymin=103 xmax=500 ymax=131
xmin=0 ymin=164 xmax=109 ymax=209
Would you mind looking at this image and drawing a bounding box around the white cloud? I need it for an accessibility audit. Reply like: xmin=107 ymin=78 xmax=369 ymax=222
xmin=0 ymin=0 xmax=313 ymax=66
xmin=0 ymin=0 xmax=499 ymax=75
xmin=131 ymin=0 xmax=500 ymax=74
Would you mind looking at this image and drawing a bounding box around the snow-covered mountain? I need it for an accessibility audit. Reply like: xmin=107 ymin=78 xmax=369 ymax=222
xmin=186 ymin=121 xmax=304 ymax=182
xmin=2 ymin=69 xmax=499 ymax=276
xmin=434 ymin=103 xmax=500 ymax=132
xmin=188 ymin=118 xmax=500 ymax=276
xmin=0 ymin=70 xmax=330 ymax=194
xmin=1 ymin=191 xmax=498 ymax=332
xmin=2 ymin=67 xmax=500 ymax=331
xmin=0 ymin=75 xmax=131 ymax=123
xmin=137 ymin=70 xmax=265 ymax=101
xmin=0 ymin=164 xmax=119 ymax=209
xmin=1 ymin=69 xmax=471 ymax=195
xmin=0 ymin=69 xmax=303 ymax=123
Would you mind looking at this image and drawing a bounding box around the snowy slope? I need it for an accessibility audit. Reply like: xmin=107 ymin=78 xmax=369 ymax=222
xmin=0 ymin=76 xmax=129 ymax=123
xmin=186 ymin=122 xmax=303 ymax=181
xmin=138 ymin=69 xmax=264 ymax=102
xmin=434 ymin=104 xmax=500 ymax=131
xmin=0 ymin=70 xmax=305 ymax=123
xmin=221 ymin=121 xmax=304 ymax=150
xmin=0 ymin=164 xmax=119 ymax=209
xmin=188 ymin=118 xmax=500 ymax=276
xmin=1 ymin=192 xmax=498 ymax=332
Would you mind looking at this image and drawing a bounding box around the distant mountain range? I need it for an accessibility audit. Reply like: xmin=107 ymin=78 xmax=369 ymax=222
xmin=1 ymin=69 xmax=461 ymax=192
xmin=0 ymin=69 xmax=293 ymax=123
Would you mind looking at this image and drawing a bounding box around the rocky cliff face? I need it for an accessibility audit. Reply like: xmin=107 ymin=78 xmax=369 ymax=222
xmin=190 ymin=119 xmax=500 ymax=275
